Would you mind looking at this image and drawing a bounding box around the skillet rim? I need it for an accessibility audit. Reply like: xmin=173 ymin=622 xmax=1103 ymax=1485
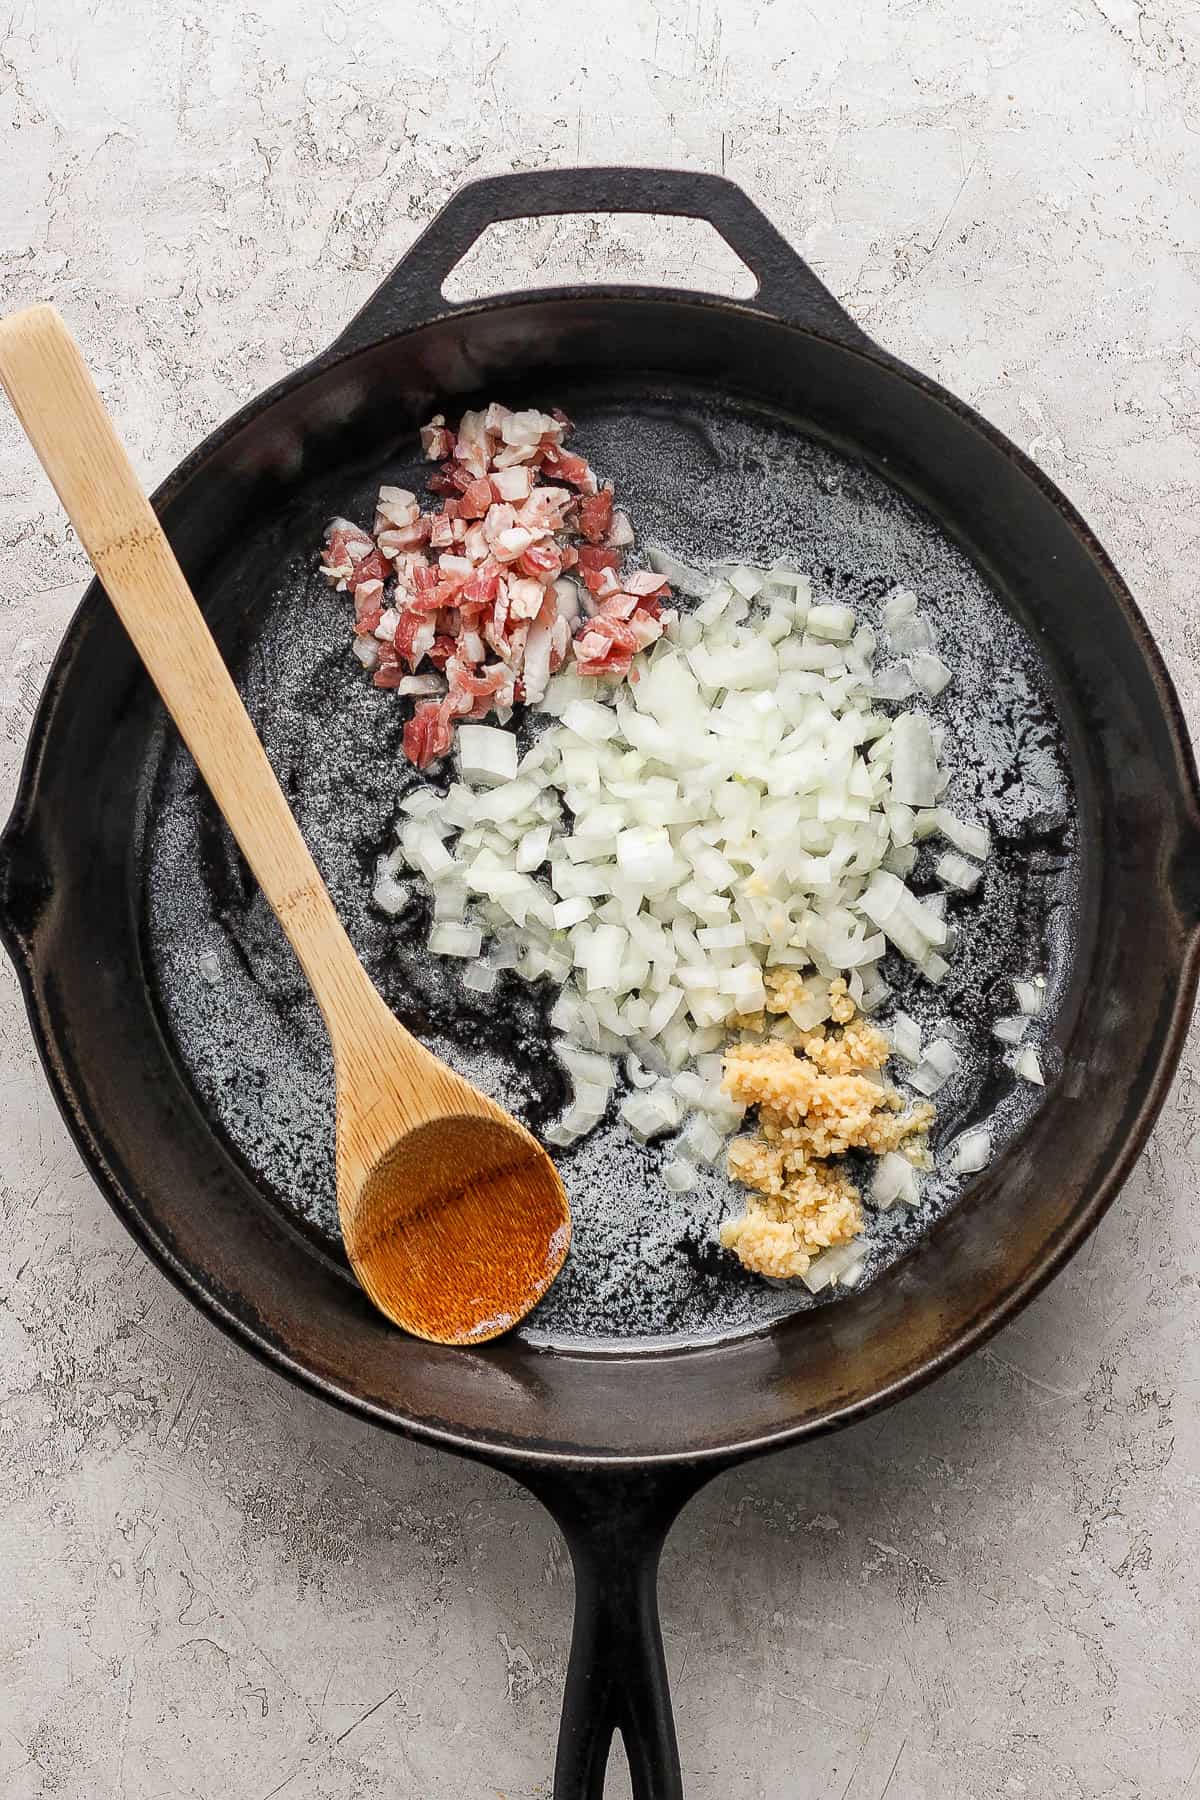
xmin=2 ymin=285 xmax=1199 ymax=1470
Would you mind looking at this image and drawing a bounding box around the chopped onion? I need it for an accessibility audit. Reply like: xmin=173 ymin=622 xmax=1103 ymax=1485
xmin=681 ymin=1112 xmax=726 ymax=1164
xmin=948 ymin=1127 xmax=991 ymax=1175
xmin=883 ymin=587 xmax=918 ymax=627
xmin=464 ymin=959 xmax=498 ymax=995
xmin=936 ymin=851 xmax=982 ymax=894
xmin=1014 ymin=1045 xmax=1045 ymax=1086
xmin=935 ymin=808 xmax=990 ymax=861
xmin=663 ymin=1157 xmax=698 ymax=1193
xmin=620 ymin=1087 xmax=682 ymax=1141
xmin=890 ymin=1012 xmax=923 ymax=1065
xmin=720 ymin=563 xmax=765 ymax=600
xmin=871 ymin=1150 xmax=919 ymax=1208
xmin=372 ymin=866 xmax=410 ymax=915
xmin=1014 ymin=977 xmax=1045 ymax=1016
xmin=428 ymin=922 xmax=482 ymax=958
xmin=624 ymin=1053 xmax=658 ymax=1089
xmin=457 ymin=724 xmax=519 ymax=788
xmin=872 ymin=663 xmax=916 ymax=703
xmin=889 ymin=713 xmax=941 ymax=808
xmin=806 ymin=604 xmax=856 ymax=642
xmin=646 ymin=545 xmax=712 ymax=597
xmin=802 ymin=1240 xmax=866 ymax=1293
xmin=992 ymin=1014 xmax=1029 ymax=1045
xmin=909 ymin=654 xmax=952 ymax=698
xmin=888 ymin=614 xmax=936 ymax=656
xmin=909 ymin=1036 xmax=959 ymax=1096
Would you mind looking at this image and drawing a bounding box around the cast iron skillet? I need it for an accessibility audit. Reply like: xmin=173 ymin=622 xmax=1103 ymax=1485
xmin=2 ymin=168 xmax=1199 ymax=1797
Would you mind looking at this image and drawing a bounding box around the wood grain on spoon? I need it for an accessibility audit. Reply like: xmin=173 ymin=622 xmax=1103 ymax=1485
xmin=0 ymin=304 xmax=571 ymax=1345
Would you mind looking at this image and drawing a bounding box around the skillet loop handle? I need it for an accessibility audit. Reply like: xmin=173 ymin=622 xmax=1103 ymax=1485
xmin=521 ymin=1464 xmax=708 ymax=1800
xmin=332 ymin=166 xmax=872 ymax=355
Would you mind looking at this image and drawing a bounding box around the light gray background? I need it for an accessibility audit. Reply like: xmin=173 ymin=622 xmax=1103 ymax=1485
xmin=2 ymin=4 xmax=1199 ymax=1796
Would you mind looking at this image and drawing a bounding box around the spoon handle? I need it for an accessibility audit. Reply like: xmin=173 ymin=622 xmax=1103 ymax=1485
xmin=0 ymin=305 xmax=385 ymax=1045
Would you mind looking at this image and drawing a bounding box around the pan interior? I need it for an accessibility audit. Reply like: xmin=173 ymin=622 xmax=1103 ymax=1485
xmin=143 ymin=380 xmax=1077 ymax=1351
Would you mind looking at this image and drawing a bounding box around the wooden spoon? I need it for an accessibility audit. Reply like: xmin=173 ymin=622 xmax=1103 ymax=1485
xmin=0 ymin=305 xmax=571 ymax=1345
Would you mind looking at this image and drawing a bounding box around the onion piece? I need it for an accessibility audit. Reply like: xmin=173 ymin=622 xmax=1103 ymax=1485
xmin=889 ymin=713 xmax=941 ymax=807
xmin=464 ymin=959 xmax=499 ymax=995
xmin=948 ymin=1127 xmax=991 ymax=1174
xmin=1014 ymin=977 xmax=1045 ymax=1016
xmin=936 ymin=851 xmax=982 ymax=894
xmin=992 ymin=1014 xmax=1030 ymax=1045
xmin=806 ymin=604 xmax=856 ymax=642
xmin=646 ymin=545 xmax=712 ymax=597
xmin=1014 ymin=1045 xmax=1045 ymax=1086
xmin=910 ymin=654 xmax=952 ymax=698
xmin=935 ymin=808 xmax=990 ymax=861
xmin=620 ymin=1087 xmax=682 ymax=1141
xmin=681 ymin=1111 xmax=726 ymax=1164
xmin=457 ymin=724 xmax=519 ymax=788
xmin=890 ymin=1012 xmax=923 ymax=1065
xmin=624 ymin=1053 xmax=658 ymax=1089
xmin=802 ymin=1240 xmax=866 ymax=1293
xmin=909 ymin=1036 xmax=959 ymax=1096
xmin=428 ymin=922 xmax=482 ymax=958
xmin=871 ymin=1150 xmax=919 ymax=1208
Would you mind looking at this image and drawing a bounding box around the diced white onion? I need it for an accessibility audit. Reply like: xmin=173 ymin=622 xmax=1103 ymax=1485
xmin=883 ymin=587 xmax=918 ymax=627
xmin=935 ymin=808 xmax=990 ymax=861
xmin=871 ymin=1150 xmax=919 ymax=1208
xmin=681 ymin=1112 xmax=726 ymax=1164
xmin=372 ymin=867 xmax=410 ymax=915
xmin=806 ymin=604 xmax=856 ymax=642
xmin=464 ymin=959 xmax=499 ymax=995
xmin=802 ymin=1240 xmax=867 ymax=1293
xmin=992 ymin=1014 xmax=1029 ymax=1045
xmin=909 ymin=1036 xmax=959 ymax=1095
xmin=1014 ymin=977 xmax=1045 ymax=1016
xmin=909 ymin=653 xmax=952 ymax=698
xmin=428 ymin=922 xmax=482 ymax=958
xmin=620 ymin=1087 xmax=682 ymax=1141
xmin=936 ymin=851 xmax=982 ymax=894
xmin=890 ymin=1012 xmax=923 ymax=1065
xmin=948 ymin=1127 xmax=991 ymax=1175
xmin=1014 ymin=1045 xmax=1045 ymax=1086
xmin=888 ymin=613 xmax=936 ymax=656
xmin=384 ymin=549 xmax=1000 ymax=1183
xmin=889 ymin=713 xmax=941 ymax=808
xmin=457 ymin=723 xmax=519 ymax=788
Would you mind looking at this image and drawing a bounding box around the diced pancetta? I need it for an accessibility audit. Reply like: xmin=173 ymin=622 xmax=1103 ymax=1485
xmin=318 ymin=403 xmax=675 ymax=763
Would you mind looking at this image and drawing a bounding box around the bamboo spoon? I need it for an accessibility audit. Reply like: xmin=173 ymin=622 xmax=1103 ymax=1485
xmin=0 ymin=305 xmax=571 ymax=1345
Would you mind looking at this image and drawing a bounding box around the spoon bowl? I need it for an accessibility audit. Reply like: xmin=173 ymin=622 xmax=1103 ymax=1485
xmin=347 ymin=1112 xmax=571 ymax=1343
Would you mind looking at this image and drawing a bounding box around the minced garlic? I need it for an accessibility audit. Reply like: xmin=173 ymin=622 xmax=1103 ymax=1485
xmin=718 ymin=982 xmax=932 ymax=1282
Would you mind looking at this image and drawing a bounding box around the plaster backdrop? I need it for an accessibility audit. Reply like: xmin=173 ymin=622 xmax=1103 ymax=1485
xmin=2 ymin=2 xmax=1199 ymax=1795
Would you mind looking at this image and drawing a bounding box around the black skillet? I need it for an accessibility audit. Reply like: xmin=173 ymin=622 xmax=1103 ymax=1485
xmin=2 ymin=168 xmax=1199 ymax=1797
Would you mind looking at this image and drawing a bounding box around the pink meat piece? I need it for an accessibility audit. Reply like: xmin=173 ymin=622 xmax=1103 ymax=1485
xmin=453 ymin=409 xmax=491 ymax=480
xmin=517 ymin=487 xmax=572 ymax=532
xmin=420 ymin=417 xmax=454 ymax=461
xmin=623 ymin=570 xmax=671 ymax=598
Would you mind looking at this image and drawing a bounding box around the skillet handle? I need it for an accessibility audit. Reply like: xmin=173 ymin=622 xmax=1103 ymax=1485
xmin=332 ymin=166 xmax=872 ymax=355
xmin=521 ymin=1464 xmax=711 ymax=1800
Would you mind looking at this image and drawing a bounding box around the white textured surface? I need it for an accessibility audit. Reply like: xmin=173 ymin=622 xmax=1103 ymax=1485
xmin=3 ymin=4 xmax=1200 ymax=1795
